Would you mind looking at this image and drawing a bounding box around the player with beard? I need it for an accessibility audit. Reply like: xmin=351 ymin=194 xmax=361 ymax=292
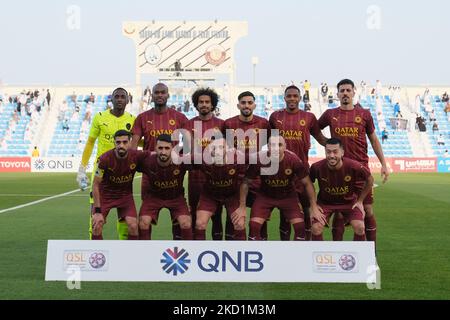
xmin=185 ymin=88 xmax=225 ymax=240
xmin=91 ymin=130 xmax=145 ymax=240
xmin=318 ymin=79 xmax=388 ymax=245
xmin=130 ymin=83 xmax=189 ymax=240
xmin=137 ymin=134 xmax=193 ymax=240
xmin=310 ymin=138 xmax=374 ymax=241
xmin=224 ymin=91 xmax=270 ymax=240
xmin=269 ymin=85 xmax=328 ymax=240
xmin=77 ymin=87 xmax=135 ymax=240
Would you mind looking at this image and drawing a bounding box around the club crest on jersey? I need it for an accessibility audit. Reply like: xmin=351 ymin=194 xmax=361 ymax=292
xmin=126 ymin=123 xmax=131 ymax=130
xmin=355 ymin=116 xmax=362 ymax=124
xmin=344 ymin=175 xmax=352 ymax=182
xmin=285 ymin=168 xmax=292 ymax=175
xmin=254 ymin=128 xmax=260 ymax=134
xmin=228 ymin=169 xmax=236 ymax=175
xmin=169 ymin=119 xmax=176 ymax=126
xmin=299 ymin=119 xmax=306 ymax=126
xmin=173 ymin=169 xmax=180 ymax=176
xmin=130 ymin=163 xmax=136 ymax=170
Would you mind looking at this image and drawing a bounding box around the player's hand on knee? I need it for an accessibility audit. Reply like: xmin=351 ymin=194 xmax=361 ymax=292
xmin=231 ymin=207 xmax=246 ymax=226
xmin=76 ymin=165 xmax=88 ymax=191
xmin=311 ymin=205 xmax=327 ymax=226
xmin=92 ymin=213 xmax=104 ymax=228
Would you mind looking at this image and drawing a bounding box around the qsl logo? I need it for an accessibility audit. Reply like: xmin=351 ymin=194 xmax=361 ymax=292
xmin=89 ymin=252 xmax=106 ymax=269
xmin=339 ymin=254 xmax=356 ymax=271
xmin=161 ymin=247 xmax=191 ymax=276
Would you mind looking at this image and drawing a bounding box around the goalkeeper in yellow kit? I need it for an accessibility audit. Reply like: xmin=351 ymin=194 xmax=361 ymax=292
xmin=76 ymin=87 xmax=136 ymax=240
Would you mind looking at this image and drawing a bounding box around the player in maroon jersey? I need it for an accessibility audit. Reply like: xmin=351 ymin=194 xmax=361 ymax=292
xmin=269 ymin=85 xmax=328 ymax=240
xmin=185 ymin=88 xmax=225 ymax=240
xmin=194 ymin=137 xmax=248 ymax=241
xmin=224 ymin=91 xmax=271 ymax=240
xmin=247 ymin=136 xmax=322 ymax=241
xmin=91 ymin=130 xmax=146 ymax=240
xmin=137 ymin=134 xmax=193 ymax=240
xmin=318 ymin=79 xmax=389 ymax=244
xmin=310 ymin=138 xmax=374 ymax=241
xmin=130 ymin=83 xmax=189 ymax=240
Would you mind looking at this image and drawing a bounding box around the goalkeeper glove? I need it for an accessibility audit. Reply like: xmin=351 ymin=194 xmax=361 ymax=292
xmin=77 ymin=164 xmax=88 ymax=191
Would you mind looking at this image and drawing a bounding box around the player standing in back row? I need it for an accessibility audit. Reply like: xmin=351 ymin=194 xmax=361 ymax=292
xmin=318 ymin=79 xmax=389 ymax=245
xmin=77 ymin=87 xmax=136 ymax=240
xmin=269 ymin=85 xmax=328 ymax=240
xmin=130 ymin=83 xmax=189 ymax=240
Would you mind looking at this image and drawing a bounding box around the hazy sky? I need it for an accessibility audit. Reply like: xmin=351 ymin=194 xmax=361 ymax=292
xmin=0 ymin=0 xmax=449 ymax=86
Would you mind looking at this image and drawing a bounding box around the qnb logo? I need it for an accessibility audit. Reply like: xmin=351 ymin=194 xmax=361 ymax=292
xmin=339 ymin=254 xmax=356 ymax=271
xmin=34 ymin=159 xmax=45 ymax=170
xmin=161 ymin=247 xmax=191 ymax=276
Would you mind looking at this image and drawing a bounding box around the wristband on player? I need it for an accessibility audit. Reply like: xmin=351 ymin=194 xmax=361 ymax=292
xmin=94 ymin=207 xmax=102 ymax=214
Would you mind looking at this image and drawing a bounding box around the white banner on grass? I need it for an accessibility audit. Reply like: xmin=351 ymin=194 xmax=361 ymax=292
xmin=45 ymin=240 xmax=377 ymax=283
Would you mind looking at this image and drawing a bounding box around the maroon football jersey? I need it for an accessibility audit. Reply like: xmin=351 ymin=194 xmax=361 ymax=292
xmin=200 ymin=151 xmax=247 ymax=199
xmin=138 ymin=152 xmax=189 ymax=200
xmin=131 ymin=107 xmax=188 ymax=151
xmin=310 ymin=157 xmax=371 ymax=205
xmin=224 ymin=115 xmax=270 ymax=159
xmin=269 ymin=109 xmax=321 ymax=164
xmin=318 ymin=104 xmax=375 ymax=165
xmin=248 ymin=150 xmax=309 ymax=199
xmin=97 ymin=149 xmax=146 ymax=200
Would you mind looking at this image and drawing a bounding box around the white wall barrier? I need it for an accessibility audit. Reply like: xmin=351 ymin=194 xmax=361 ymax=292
xmin=45 ymin=240 xmax=378 ymax=283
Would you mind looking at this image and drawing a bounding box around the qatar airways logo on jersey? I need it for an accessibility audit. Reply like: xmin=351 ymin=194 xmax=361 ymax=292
xmin=325 ymin=186 xmax=350 ymax=196
xmin=264 ymin=178 xmax=289 ymax=187
xmin=334 ymin=127 xmax=359 ymax=137
xmin=154 ymin=179 xmax=179 ymax=189
xmin=210 ymin=178 xmax=233 ymax=187
xmin=109 ymin=174 xmax=133 ymax=184
xmin=149 ymin=129 xmax=174 ymax=137
xmin=279 ymin=129 xmax=303 ymax=140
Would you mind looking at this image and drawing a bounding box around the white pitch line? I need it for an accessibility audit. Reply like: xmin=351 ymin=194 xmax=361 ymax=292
xmin=0 ymin=175 xmax=144 ymax=214
xmin=0 ymin=189 xmax=80 ymax=214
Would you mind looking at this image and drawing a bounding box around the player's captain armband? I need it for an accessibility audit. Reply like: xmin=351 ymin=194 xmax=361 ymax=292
xmin=95 ymin=168 xmax=104 ymax=178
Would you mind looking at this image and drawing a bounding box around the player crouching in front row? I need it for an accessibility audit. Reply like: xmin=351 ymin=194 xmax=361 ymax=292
xmin=91 ymin=130 xmax=146 ymax=240
xmin=309 ymin=138 xmax=374 ymax=241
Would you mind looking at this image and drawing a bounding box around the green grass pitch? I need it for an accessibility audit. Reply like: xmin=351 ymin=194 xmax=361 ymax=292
xmin=0 ymin=172 xmax=449 ymax=299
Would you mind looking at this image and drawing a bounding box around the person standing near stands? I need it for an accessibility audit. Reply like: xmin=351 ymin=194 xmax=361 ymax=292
xmin=77 ymin=87 xmax=136 ymax=240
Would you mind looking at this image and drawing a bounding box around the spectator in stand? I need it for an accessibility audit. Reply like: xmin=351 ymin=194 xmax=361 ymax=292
xmin=394 ymin=102 xmax=401 ymax=117
xmin=381 ymin=129 xmax=388 ymax=144
xmin=429 ymin=110 xmax=437 ymax=122
xmin=416 ymin=114 xmax=426 ymax=132
xmin=320 ymin=83 xmax=328 ymax=103
xmin=444 ymin=150 xmax=449 ymax=158
xmin=437 ymin=135 xmax=445 ymax=146
xmin=32 ymin=146 xmax=40 ymax=157
xmin=71 ymin=91 xmax=77 ymax=103
xmin=442 ymin=92 xmax=449 ymax=103
xmin=46 ymin=89 xmax=51 ymax=106
xmin=444 ymin=101 xmax=450 ymax=116
xmin=432 ymin=121 xmax=439 ymax=133
xmin=128 ymin=92 xmax=133 ymax=104
xmin=62 ymin=119 xmax=70 ymax=132
xmin=303 ymin=80 xmax=311 ymax=101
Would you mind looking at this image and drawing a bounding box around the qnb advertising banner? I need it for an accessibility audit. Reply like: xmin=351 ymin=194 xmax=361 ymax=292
xmin=31 ymin=157 xmax=96 ymax=173
xmin=0 ymin=157 xmax=31 ymax=172
xmin=45 ymin=241 xmax=378 ymax=283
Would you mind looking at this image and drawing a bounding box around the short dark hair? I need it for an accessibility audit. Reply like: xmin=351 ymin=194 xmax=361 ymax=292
xmin=156 ymin=134 xmax=172 ymax=144
xmin=114 ymin=130 xmax=131 ymax=140
xmin=337 ymin=79 xmax=355 ymax=90
xmin=284 ymin=85 xmax=301 ymax=95
xmin=192 ymin=88 xmax=219 ymax=111
xmin=112 ymin=87 xmax=128 ymax=96
xmin=238 ymin=91 xmax=255 ymax=101
xmin=326 ymin=138 xmax=343 ymax=148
